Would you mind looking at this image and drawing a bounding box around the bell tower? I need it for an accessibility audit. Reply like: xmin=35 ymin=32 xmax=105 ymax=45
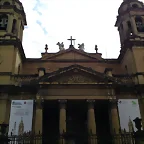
xmin=0 ymin=0 xmax=27 ymax=83
xmin=115 ymin=0 xmax=144 ymax=82
xmin=115 ymin=0 xmax=144 ymax=44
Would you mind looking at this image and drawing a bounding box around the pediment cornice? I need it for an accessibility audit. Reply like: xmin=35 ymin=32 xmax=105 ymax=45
xmin=37 ymin=65 xmax=124 ymax=85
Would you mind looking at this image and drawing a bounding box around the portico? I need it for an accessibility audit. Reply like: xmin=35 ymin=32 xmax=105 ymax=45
xmin=32 ymin=64 xmax=122 ymax=143
xmin=35 ymin=98 xmax=120 ymax=144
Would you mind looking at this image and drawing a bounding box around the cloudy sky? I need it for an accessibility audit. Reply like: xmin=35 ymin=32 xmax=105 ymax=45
xmin=20 ymin=0 xmax=144 ymax=58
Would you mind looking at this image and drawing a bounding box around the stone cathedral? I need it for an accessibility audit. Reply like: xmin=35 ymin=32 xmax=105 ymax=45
xmin=1 ymin=0 xmax=144 ymax=143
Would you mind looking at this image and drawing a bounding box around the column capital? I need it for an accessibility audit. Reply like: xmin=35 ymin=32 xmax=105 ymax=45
xmin=109 ymin=99 xmax=118 ymax=109
xmin=35 ymin=95 xmax=44 ymax=109
xmin=87 ymin=99 xmax=95 ymax=109
xmin=86 ymin=99 xmax=95 ymax=103
xmin=58 ymin=99 xmax=67 ymax=109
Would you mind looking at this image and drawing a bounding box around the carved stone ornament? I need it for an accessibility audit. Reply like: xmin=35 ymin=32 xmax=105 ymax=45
xmin=78 ymin=43 xmax=85 ymax=51
xmin=58 ymin=75 xmax=96 ymax=84
xmin=57 ymin=42 xmax=65 ymax=51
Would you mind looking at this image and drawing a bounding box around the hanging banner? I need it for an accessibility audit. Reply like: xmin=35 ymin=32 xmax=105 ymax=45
xmin=118 ymin=99 xmax=141 ymax=132
xmin=8 ymin=100 xmax=34 ymax=136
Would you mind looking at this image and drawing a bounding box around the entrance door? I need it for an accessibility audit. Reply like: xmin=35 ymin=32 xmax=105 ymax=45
xmin=43 ymin=100 xmax=59 ymax=144
xmin=66 ymin=100 xmax=88 ymax=144
xmin=95 ymin=100 xmax=112 ymax=144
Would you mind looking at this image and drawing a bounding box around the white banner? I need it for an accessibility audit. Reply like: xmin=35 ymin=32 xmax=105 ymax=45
xmin=118 ymin=99 xmax=141 ymax=132
xmin=8 ymin=100 xmax=34 ymax=136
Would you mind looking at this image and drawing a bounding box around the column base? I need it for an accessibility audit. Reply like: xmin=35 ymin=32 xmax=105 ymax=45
xmin=59 ymin=138 xmax=65 ymax=144
xmin=88 ymin=134 xmax=97 ymax=144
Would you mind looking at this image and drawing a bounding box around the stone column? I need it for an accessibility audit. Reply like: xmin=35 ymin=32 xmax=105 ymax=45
xmin=34 ymin=95 xmax=44 ymax=135
xmin=17 ymin=18 xmax=21 ymax=38
xmin=59 ymin=100 xmax=67 ymax=144
xmin=5 ymin=99 xmax=11 ymax=124
xmin=7 ymin=14 xmax=13 ymax=33
xmin=87 ymin=100 xmax=97 ymax=144
xmin=109 ymin=99 xmax=120 ymax=135
xmin=0 ymin=94 xmax=10 ymax=124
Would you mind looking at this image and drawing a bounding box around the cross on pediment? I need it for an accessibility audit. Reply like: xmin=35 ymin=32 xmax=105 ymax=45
xmin=67 ymin=36 xmax=76 ymax=48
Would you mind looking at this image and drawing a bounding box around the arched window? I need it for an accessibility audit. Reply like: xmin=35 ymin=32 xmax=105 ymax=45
xmin=3 ymin=2 xmax=10 ymax=5
xmin=127 ymin=21 xmax=132 ymax=29
xmin=0 ymin=14 xmax=8 ymax=30
xmin=12 ymin=19 xmax=17 ymax=34
xmin=132 ymin=4 xmax=139 ymax=8
xmin=135 ymin=16 xmax=144 ymax=32
xmin=127 ymin=21 xmax=133 ymax=35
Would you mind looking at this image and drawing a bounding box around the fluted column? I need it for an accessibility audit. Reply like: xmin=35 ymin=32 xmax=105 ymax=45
xmin=34 ymin=95 xmax=44 ymax=135
xmin=87 ymin=100 xmax=97 ymax=144
xmin=59 ymin=100 xmax=67 ymax=144
xmin=109 ymin=99 xmax=120 ymax=135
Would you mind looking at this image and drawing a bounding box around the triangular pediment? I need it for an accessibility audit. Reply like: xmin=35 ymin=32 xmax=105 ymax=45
xmin=42 ymin=48 xmax=99 ymax=61
xmin=38 ymin=65 xmax=122 ymax=84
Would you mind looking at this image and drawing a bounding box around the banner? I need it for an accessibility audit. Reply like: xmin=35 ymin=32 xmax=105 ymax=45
xmin=8 ymin=100 xmax=34 ymax=136
xmin=118 ymin=99 xmax=141 ymax=132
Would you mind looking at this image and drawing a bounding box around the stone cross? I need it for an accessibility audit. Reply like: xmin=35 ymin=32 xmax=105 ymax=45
xmin=67 ymin=36 xmax=76 ymax=46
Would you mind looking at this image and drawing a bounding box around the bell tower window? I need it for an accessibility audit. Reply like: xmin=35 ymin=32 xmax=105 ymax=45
xmin=135 ymin=16 xmax=144 ymax=32
xmin=12 ymin=19 xmax=17 ymax=34
xmin=0 ymin=14 xmax=8 ymax=30
xmin=3 ymin=2 xmax=10 ymax=5
xmin=127 ymin=21 xmax=133 ymax=36
xmin=132 ymin=4 xmax=139 ymax=8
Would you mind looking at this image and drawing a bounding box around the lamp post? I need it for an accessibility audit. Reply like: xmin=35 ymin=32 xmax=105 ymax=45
xmin=0 ymin=122 xmax=10 ymax=144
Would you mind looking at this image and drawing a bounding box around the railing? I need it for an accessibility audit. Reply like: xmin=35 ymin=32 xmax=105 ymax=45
xmin=6 ymin=132 xmax=135 ymax=144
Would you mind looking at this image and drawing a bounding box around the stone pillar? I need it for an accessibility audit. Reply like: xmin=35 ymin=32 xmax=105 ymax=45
xmin=59 ymin=100 xmax=67 ymax=144
xmin=131 ymin=17 xmax=137 ymax=35
xmin=17 ymin=18 xmax=21 ymax=38
xmin=20 ymin=26 xmax=23 ymax=41
xmin=7 ymin=14 xmax=13 ymax=33
xmin=0 ymin=94 xmax=11 ymax=124
xmin=34 ymin=95 xmax=44 ymax=135
xmin=87 ymin=100 xmax=97 ymax=144
xmin=5 ymin=99 xmax=11 ymax=124
xmin=109 ymin=99 xmax=120 ymax=135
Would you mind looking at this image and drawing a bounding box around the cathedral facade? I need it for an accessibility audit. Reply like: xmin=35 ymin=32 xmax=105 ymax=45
xmin=0 ymin=0 xmax=144 ymax=143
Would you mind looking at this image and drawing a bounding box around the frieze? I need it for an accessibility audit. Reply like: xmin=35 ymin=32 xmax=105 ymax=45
xmin=57 ymin=74 xmax=97 ymax=84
